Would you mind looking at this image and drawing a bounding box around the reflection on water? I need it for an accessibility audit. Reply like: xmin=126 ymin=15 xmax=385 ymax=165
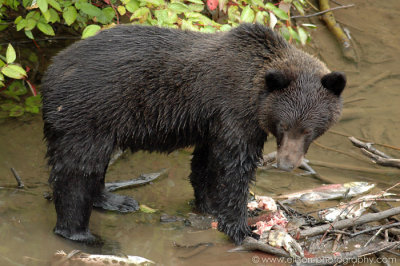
xmin=0 ymin=0 xmax=399 ymax=264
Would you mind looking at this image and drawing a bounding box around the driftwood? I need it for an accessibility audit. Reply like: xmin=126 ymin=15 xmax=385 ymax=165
xmin=349 ymin=137 xmax=400 ymax=169
xmin=299 ymin=207 xmax=400 ymax=239
xmin=318 ymin=0 xmax=358 ymax=62
xmin=10 ymin=167 xmax=24 ymax=188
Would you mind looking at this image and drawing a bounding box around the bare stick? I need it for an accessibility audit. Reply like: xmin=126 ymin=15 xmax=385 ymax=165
xmin=349 ymin=137 xmax=392 ymax=159
xmin=299 ymin=207 xmax=400 ymax=239
xmin=328 ymin=130 xmax=400 ymax=151
xmin=350 ymin=222 xmax=400 ymax=238
xmin=291 ymin=4 xmax=355 ymax=19
xmin=10 ymin=168 xmax=24 ymax=188
xmin=364 ymin=227 xmax=384 ymax=247
xmin=360 ymin=149 xmax=400 ymax=169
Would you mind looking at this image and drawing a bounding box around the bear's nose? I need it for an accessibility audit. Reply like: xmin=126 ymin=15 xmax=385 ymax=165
xmin=277 ymin=160 xmax=295 ymax=172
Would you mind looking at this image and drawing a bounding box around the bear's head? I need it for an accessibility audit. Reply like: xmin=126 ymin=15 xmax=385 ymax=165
xmin=259 ymin=70 xmax=346 ymax=171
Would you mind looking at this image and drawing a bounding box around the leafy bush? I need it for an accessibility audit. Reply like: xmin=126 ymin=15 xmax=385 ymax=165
xmin=0 ymin=0 xmax=314 ymax=118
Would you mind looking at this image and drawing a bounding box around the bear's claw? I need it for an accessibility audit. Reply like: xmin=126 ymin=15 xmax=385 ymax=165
xmin=93 ymin=191 xmax=139 ymax=213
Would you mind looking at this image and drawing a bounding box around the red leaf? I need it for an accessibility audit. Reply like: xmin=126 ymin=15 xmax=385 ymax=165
xmin=207 ymin=0 xmax=218 ymax=11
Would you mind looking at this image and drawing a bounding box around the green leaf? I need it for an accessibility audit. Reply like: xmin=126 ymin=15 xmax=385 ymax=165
xmin=80 ymin=3 xmax=102 ymax=17
xmin=0 ymin=73 xmax=3 ymax=81
xmin=264 ymin=3 xmax=276 ymax=10
xmin=97 ymin=7 xmax=115 ymax=24
xmin=25 ymin=95 xmax=42 ymax=107
xmin=9 ymin=105 xmax=25 ymax=117
xmin=280 ymin=25 xmax=290 ymax=41
xmin=37 ymin=22 xmax=55 ymax=35
xmin=288 ymin=26 xmax=300 ymax=43
xmin=255 ymin=11 xmax=266 ymax=25
xmin=125 ymin=0 xmax=139 ymax=13
xmin=186 ymin=0 xmax=203 ymax=4
xmin=302 ymin=23 xmax=316 ymax=29
xmin=187 ymin=4 xmax=204 ymax=12
xmin=143 ymin=0 xmax=164 ymax=7
xmin=272 ymin=7 xmax=289 ymax=20
xmin=1 ymin=103 xmax=16 ymax=111
xmin=200 ymin=25 xmax=216 ymax=33
xmin=7 ymin=80 xmax=27 ymax=95
xmin=37 ymin=0 xmax=48 ymax=13
xmin=48 ymin=0 xmax=62 ymax=11
xmin=139 ymin=204 xmax=157 ymax=213
xmin=63 ymin=6 xmax=77 ymax=25
xmin=219 ymin=24 xmax=231 ymax=31
xmin=251 ymin=0 xmax=264 ymax=8
xmin=26 ymin=11 xmax=40 ymax=20
xmin=0 ymin=60 xmax=5 ymax=68
xmin=6 ymin=44 xmax=16 ymax=64
xmin=130 ymin=7 xmax=150 ymax=22
xmin=25 ymin=18 xmax=37 ymax=31
xmin=293 ymin=0 xmax=304 ymax=15
xmin=82 ymin=24 xmax=101 ymax=39
xmin=241 ymin=5 xmax=255 ymax=23
xmin=14 ymin=16 xmax=23 ymax=24
xmin=48 ymin=8 xmax=60 ymax=23
xmin=16 ymin=19 xmax=27 ymax=31
xmin=297 ymin=26 xmax=307 ymax=45
xmin=181 ymin=19 xmax=198 ymax=31
xmin=1 ymin=64 xmax=27 ymax=79
xmin=228 ymin=5 xmax=240 ymax=22
xmin=43 ymin=9 xmax=51 ymax=22
xmin=25 ymin=105 xmax=40 ymax=114
xmin=117 ymin=6 xmax=126 ymax=16
xmin=0 ymin=81 xmax=4 ymax=88
xmin=25 ymin=30 xmax=34 ymax=39
xmin=168 ymin=2 xmax=190 ymax=14
xmin=185 ymin=12 xmax=214 ymax=26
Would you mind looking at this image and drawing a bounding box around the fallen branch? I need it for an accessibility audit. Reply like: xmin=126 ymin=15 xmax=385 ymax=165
xmin=299 ymin=207 xmax=400 ymax=239
xmin=10 ymin=168 xmax=24 ymax=188
xmin=349 ymin=136 xmax=391 ymax=159
xmin=318 ymin=0 xmax=358 ymax=62
xmin=349 ymin=137 xmax=400 ymax=169
xmin=291 ymin=4 xmax=354 ymax=19
xmin=328 ymin=130 xmax=400 ymax=151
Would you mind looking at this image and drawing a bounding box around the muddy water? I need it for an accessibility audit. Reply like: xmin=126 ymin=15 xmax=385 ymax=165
xmin=1 ymin=0 xmax=399 ymax=265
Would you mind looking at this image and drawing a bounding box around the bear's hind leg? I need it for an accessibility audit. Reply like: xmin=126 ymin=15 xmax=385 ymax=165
xmin=52 ymin=169 xmax=99 ymax=243
xmin=93 ymin=179 xmax=139 ymax=213
xmin=189 ymin=144 xmax=214 ymax=214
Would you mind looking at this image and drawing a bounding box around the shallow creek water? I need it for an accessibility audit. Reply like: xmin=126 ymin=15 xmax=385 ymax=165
xmin=1 ymin=0 xmax=399 ymax=265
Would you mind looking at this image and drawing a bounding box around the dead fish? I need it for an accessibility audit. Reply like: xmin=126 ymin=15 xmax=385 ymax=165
xmin=52 ymin=250 xmax=154 ymax=266
xmin=276 ymin=182 xmax=375 ymax=203
xmin=319 ymin=193 xmax=395 ymax=222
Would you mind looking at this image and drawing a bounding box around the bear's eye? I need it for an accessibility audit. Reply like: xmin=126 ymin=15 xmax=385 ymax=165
xmin=281 ymin=124 xmax=289 ymax=131
xmin=303 ymin=128 xmax=312 ymax=135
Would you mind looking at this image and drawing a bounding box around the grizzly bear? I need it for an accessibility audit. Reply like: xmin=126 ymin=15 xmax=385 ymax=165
xmin=41 ymin=23 xmax=346 ymax=245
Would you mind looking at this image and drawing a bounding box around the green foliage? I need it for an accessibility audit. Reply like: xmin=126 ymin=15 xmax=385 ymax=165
xmin=0 ymin=0 xmax=316 ymax=118
xmin=0 ymin=44 xmax=41 ymax=118
xmin=1 ymin=0 xmax=313 ymax=41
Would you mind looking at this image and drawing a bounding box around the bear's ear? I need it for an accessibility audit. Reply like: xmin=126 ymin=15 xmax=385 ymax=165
xmin=265 ymin=70 xmax=290 ymax=92
xmin=321 ymin=71 xmax=346 ymax=96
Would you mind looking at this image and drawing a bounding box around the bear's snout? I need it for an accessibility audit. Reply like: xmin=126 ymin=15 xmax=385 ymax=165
xmin=276 ymin=135 xmax=305 ymax=172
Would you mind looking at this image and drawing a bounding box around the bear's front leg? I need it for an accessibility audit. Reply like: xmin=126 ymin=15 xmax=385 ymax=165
xmin=208 ymin=142 xmax=261 ymax=245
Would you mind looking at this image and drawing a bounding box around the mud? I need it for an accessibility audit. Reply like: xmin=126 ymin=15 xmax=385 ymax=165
xmin=1 ymin=0 xmax=399 ymax=265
